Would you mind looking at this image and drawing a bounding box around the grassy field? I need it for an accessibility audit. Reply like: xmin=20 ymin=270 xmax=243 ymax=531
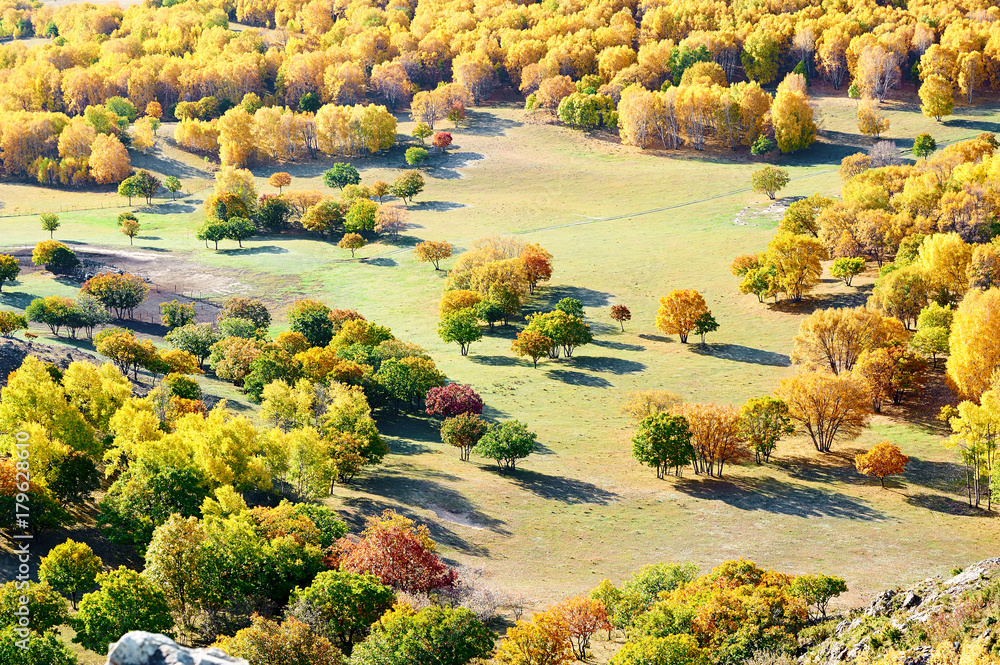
xmin=3 ymin=84 xmax=1000 ymax=660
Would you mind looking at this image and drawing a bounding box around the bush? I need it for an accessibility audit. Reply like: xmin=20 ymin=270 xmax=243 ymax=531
xmin=405 ymin=146 xmax=429 ymax=166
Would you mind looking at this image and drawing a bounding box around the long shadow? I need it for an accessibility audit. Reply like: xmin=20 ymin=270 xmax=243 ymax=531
xmin=425 ymin=151 xmax=485 ymax=180
xmin=903 ymin=456 xmax=968 ymax=492
xmin=140 ymin=202 xmax=196 ymax=215
xmin=460 ymin=110 xmax=524 ymax=137
xmin=532 ymin=285 xmax=613 ymax=310
xmin=545 ymin=369 xmax=613 ymax=387
xmin=592 ymin=338 xmax=646 ymax=352
xmin=217 ymin=245 xmax=289 ymax=256
xmin=134 ymin=245 xmax=171 ymax=252
xmin=469 ymin=354 xmax=520 ymax=366
xmin=493 ymin=468 xmax=620 ymax=506
xmin=0 ymin=290 xmax=34 ymax=309
xmin=767 ymin=283 xmax=875 ymax=315
xmin=130 ymin=150 xmax=211 ymax=180
xmin=687 ymin=343 xmax=791 ymax=367
xmin=362 ymin=257 xmax=397 ymax=267
xmin=780 ymin=451 xmax=864 ymax=485
xmin=673 ymin=475 xmax=885 ymax=520
xmin=942 ymin=118 xmax=1000 ymax=133
xmin=905 ymin=492 xmax=987 ymax=517
xmin=638 ymin=333 xmax=672 ymax=344
xmin=411 ymin=200 xmax=467 ymax=212
xmin=569 ymin=356 xmax=646 ymax=374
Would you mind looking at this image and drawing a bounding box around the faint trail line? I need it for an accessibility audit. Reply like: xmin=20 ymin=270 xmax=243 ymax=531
xmin=367 ymin=167 xmax=838 ymax=260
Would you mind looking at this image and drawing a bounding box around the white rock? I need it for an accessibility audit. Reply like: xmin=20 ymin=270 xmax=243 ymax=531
xmin=106 ymin=632 xmax=248 ymax=665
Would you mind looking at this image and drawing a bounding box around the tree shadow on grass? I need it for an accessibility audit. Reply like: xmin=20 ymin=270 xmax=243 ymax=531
xmin=569 ymin=356 xmax=646 ymax=374
xmin=672 ymin=475 xmax=885 ymax=521
xmin=485 ymin=467 xmax=620 ymax=506
xmin=592 ymin=338 xmax=646 ymax=352
xmin=687 ymin=343 xmax=791 ymax=367
xmin=903 ymin=457 xmax=967 ymax=493
xmin=362 ymin=257 xmax=398 ymax=267
xmin=411 ymin=200 xmax=467 ymax=212
xmin=904 ymin=492 xmax=987 ymax=517
xmin=469 ymin=354 xmax=520 ymax=366
xmin=0 ymin=290 xmax=33 ymax=309
xmin=460 ymin=110 xmax=524 ymax=137
xmin=545 ymin=369 xmax=613 ymax=388
xmin=942 ymin=118 xmax=1000 ymax=133
xmin=638 ymin=333 xmax=672 ymax=344
xmin=767 ymin=284 xmax=874 ymax=315
xmin=533 ymin=285 xmax=613 ymax=310
xmin=217 ymin=245 xmax=289 ymax=256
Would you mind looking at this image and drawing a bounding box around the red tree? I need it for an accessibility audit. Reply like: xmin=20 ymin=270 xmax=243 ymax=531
xmin=425 ymin=383 xmax=484 ymax=418
xmin=432 ymin=132 xmax=453 ymax=151
xmin=339 ymin=510 xmax=457 ymax=593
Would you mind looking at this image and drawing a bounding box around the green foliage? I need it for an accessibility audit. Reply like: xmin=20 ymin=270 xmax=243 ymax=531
xmin=670 ymin=44 xmax=711 ymax=85
xmin=750 ymin=166 xmax=790 ymax=200
xmin=350 ymin=605 xmax=494 ymax=665
xmin=632 ymin=413 xmax=695 ymax=479
xmin=0 ymin=626 xmax=78 ymax=665
xmin=611 ymin=634 xmax=706 ymax=665
xmin=97 ymin=464 xmax=211 ymax=554
xmin=345 ymin=199 xmax=378 ymax=233
xmin=38 ymin=540 xmax=102 ymax=609
xmin=912 ymin=133 xmax=937 ymax=159
xmin=287 ymin=570 xmax=395 ymax=654
xmin=219 ymin=316 xmax=260 ymax=339
xmin=106 ymin=96 xmax=138 ymax=122
xmin=830 ymin=257 xmax=866 ymax=286
xmin=525 ymin=309 xmax=593 ymax=357
xmin=40 ymin=212 xmax=60 ymax=237
xmin=692 ymin=312 xmax=718 ymax=343
xmin=257 ymin=195 xmax=293 ymax=230
xmin=164 ymin=175 xmax=182 ymax=197
xmin=438 ymin=308 xmax=482 ymax=355
xmin=389 ymin=170 xmax=424 ymax=203
xmin=441 ymin=412 xmax=489 ymax=461
xmin=197 ymin=218 xmax=228 ymax=249
xmin=299 ymin=92 xmax=322 ymax=113
xmin=741 ymin=32 xmax=780 ymax=84
xmin=224 ymin=216 xmax=256 ymax=247
xmin=73 ymin=567 xmax=175 ymax=653
xmin=750 ymin=136 xmax=775 ymax=156
xmin=0 ymin=581 xmax=68 ymax=633
xmin=166 ymin=322 xmax=222 ymax=366
xmin=848 ymin=83 xmax=860 ymax=99
xmin=160 ymin=299 xmax=196 ymax=328
xmin=405 ymin=146 xmax=430 ymax=166
xmin=473 ymin=419 xmax=537 ymax=472
xmin=789 ymin=574 xmax=847 ymax=619
xmin=557 ymin=92 xmax=616 ymax=129
xmin=555 ymin=297 xmax=584 ymax=318
xmin=289 ymin=299 xmax=334 ymax=346
xmin=411 ymin=122 xmax=434 ymax=143
xmin=323 ymin=163 xmax=361 ymax=190
xmin=164 ymin=372 xmax=202 ymax=400
xmin=739 ymin=396 xmax=794 ymax=464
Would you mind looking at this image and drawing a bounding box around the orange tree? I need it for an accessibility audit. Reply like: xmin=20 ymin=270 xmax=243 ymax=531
xmin=774 ymin=372 xmax=870 ymax=452
xmin=855 ymin=440 xmax=909 ymax=488
xmin=655 ymin=289 xmax=708 ymax=343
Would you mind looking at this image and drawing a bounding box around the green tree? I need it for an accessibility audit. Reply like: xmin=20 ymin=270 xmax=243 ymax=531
xmin=164 ymin=175 xmax=182 ymax=199
xmin=511 ymin=329 xmax=551 ymax=368
xmin=165 ymin=323 xmax=221 ymax=367
xmin=831 ymin=257 xmax=866 ymax=286
xmin=411 ymin=122 xmax=433 ymax=144
xmin=0 ymin=254 xmax=19 ymax=291
xmin=345 ymin=200 xmax=378 ymax=233
xmin=160 ymin=300 xmax=196 ymax=328
xmin=224 ymin=216 xmax=256 ymax=247
xmin=351 ymin=605 xmax=494 ymax=665
xmin=288 ymin=299 xmax=334 ymax=346
xmin=143 ymin=515 xmax=207 ymax=625
xmin=323 ymin=163 xmax=361 ymax=190
xmin=438 ymin=308 xmax=482 ymax=356
xmin=693 ymin=312 xmax=718 ymax=344
xmin=611 ymin=634 xmax=705 ymax=665
xmin=789 ymin=574 xmax=847 ymax=619
xmin=38 ymin=540 xmax=103 ymax=609
xmin=473 ymin=420 xmax=537 ymax=472
xmin=0 ymin=626 xmax=78 ymax=665
xmin=40 ymin=213 xmax=60 ymax=238
xmin=739 ymin=396 xmax=794 ymax=464
xmin=741 ymin=31 xmax=780 ymax=84
xmin=912 ymin=133 xmax=937 ymax=159
xmin=105 ymin=96 xmax=138 ymax=122
xmin=197 ymin=219 xmax=228 ymax=250
xmin=286 ymin=570 xmax=395 ymax=655
xmin=73 ymin=567 xmax=174 ymax=653
xmin=441 ymin=412 xmax=488 ymax=461
xmin=751 ymin=166 xmax=790 ymax=200
xmin=405 ymin=146 xmax=429 ymax=166
xmin=0 ymin=581 xmax=68 ymax=633
xmin=298 ymin=92 xmax=322 ymax=113
xmin=389 ymin=170 xmax=424 ymax=204
xmin=118 ymin=176 xmax=140 ymax=205
xmin=555 ymin=297 xmax=584 ymax=318
xmin=632 ymin=413 xmax=695 ymax=479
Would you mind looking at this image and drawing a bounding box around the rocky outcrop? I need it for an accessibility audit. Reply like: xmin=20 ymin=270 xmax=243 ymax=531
xmin=805 ymin=558 xmax=1000 ymax=665
xmin=105 ymin=632 xmax=247 ymax=665
xmin=0 ymin=338 xmax=100 ymax=386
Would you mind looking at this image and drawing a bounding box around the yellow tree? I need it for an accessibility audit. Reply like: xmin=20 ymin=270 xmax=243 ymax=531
xmin=414 ymin=241 xmax=453 ymax=270
xmin=771 ymin=74 xmax=816 ymax=153
xmin=218 ymin=106 xmax=255 ymax=167
xmin=947 ymin=288 xmax=1000 ymax=401
xmin=774 ymin=372 xmax=870 ymax=452
xmin=855 ymin=441 xmax=908 ymax=487
xmin=919 ymin=75 xmax=954 ymax=121
xmin=765 ymin=231 xmax=826 ymax=301
xmin=89 ymin=134 xmax=131 ymax=185
xmin=494 ymin=611 xmax=572 ymax=665
xmin=857 ymin=98 xmax=889 ymax=138
xmin=958 ymin=51 xmax=984 ymax=104
xmin=655 ymin=289 xmax=708 ymax=343
xmin=672 ymin=402 xmax=750 ymax=477
xmin=791 ymin=307 xmax=907 ymax=375
xmin=917 ymin=232 xmax=972 ymax=304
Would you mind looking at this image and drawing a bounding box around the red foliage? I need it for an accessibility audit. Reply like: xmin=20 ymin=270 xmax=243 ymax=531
xmin=339 ymin=515 xmax=457 ymax=593
xmin=425 ymin=383 xmax=484 ymax=418
xmin=432 ymin=132 xmax=453 ymax=150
